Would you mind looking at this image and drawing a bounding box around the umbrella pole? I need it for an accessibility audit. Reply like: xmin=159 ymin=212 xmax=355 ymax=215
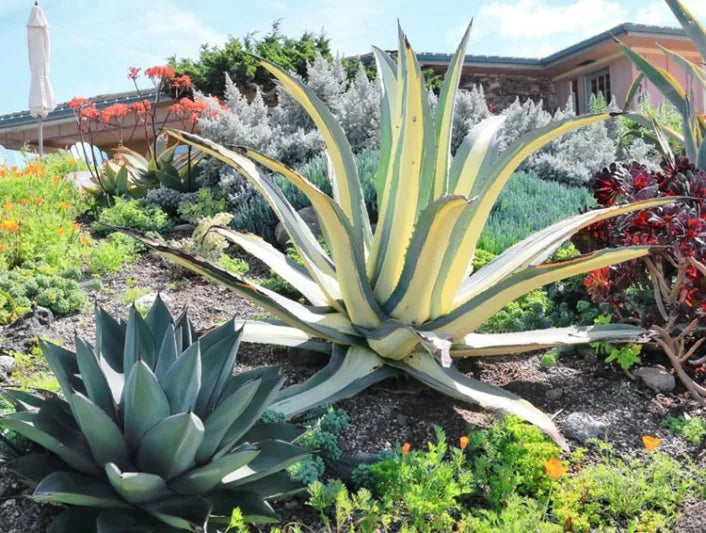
xmin=38 ymin=118 xmax=43 ymax=157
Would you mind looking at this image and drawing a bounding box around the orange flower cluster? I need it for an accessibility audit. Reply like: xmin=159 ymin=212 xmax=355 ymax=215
xmin=131 ymin=100 xmax=152 ymax=116
xmin=67 ymin=97 xmax=91 ymax=111
xmin=544 ymin=458 xmax=567 ymax=480
xmin=169 ymin=97 xmax=209 ymax=124
xmin=0 ymin=220 xmax=20 ymax=232
xmin=100 ymin=103 xmax=131 ymax=124
xmin=173 ymin=75 xmax=192 ymax=90
xmin=145 ymin=65 xmax=175 ymax=80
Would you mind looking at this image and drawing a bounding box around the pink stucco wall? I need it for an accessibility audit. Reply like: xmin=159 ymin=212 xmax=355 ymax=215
xmin=637 ymin=51 xmax=705 ymax=113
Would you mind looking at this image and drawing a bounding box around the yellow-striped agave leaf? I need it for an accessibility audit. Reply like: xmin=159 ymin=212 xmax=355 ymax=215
xmin=664 ymin=0 xmax=706 ymax=58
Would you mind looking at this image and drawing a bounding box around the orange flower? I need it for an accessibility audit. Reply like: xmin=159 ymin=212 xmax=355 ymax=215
xmin=53 ymin=177 xmax=60 ymax=185
xmin=0 ymin=243 xmax=6 ymax=252
xmin=80 ymin=235 xmax=89 ymax=245
xmin=71 ymin=223 xmax=80 ymax=232
xmin=544 ymin=458 xmax=567 ymax=480
xmin=401 ymin=442 xmax=411 ymax=455
xmin=642 ymin=435 xmax=661 ymax=451
xmin=2 ymin=202 xmax=13 ymax=211
xmin=67 ymin=157 xmax=77 ymax=165
xmin=59 ymin=202 xmax=72 ymax=209
xmin=56 ymin=228 xmax=65 ymax=235
xmin=0 ymin=220 xmax=20 ymax=232
xmin=19 ymin=198 xmax=27 ymax=206
xmin=459 ymin=436 xmax=469 ymax=450
xmin=34 ymin=197 xmax=44 ymax=205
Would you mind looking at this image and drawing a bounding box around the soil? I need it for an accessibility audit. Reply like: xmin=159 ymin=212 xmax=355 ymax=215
xmin=1 ymin=253 xmax=705 ymax=532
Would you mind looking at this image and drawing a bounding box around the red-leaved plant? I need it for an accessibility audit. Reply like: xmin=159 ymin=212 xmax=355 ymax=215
xmin=574 ymin=156 xmax=706 ymax=403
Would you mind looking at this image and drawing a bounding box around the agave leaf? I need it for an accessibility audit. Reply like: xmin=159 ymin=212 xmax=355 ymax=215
xmin=234 ymin=471 xmax=305 ymax=501
xmin=619 ymin=43 xmax=689 ymax=116
xmin=94 ymin=307 xmax=126 ymax=404
xmin=11 ymin=453 xmax=73 ymax=488
xmin=116 ymin=229 xmax=362 ymax=346
xmin=162 ymin=342 xmax=201 ymax=414
xmin=212 ymin=227 xmax=329 ymax=306
xmin=95 ymin=509 xmax=161 ymax=533
xmin=194 ymin=320 xmax=242 ymax=417
xmin=154 ymin=324 xmax=178 ymax=382
xmin=258 ymin=57 xmax=373 ymax=247
xmin=623 ymin=112 xmax=684 ymax=144
xmin=195 ymin=379 xmax=260 ymax=463
xmin=114 ymin=146 xmax=149 ymax=174
xmin=72 ymin=393 xmax=133 ymax=471
xmin=34 ymin=471 xmax=130 ymax=509
xmin=238 ymin=147 xmax=383 ymax=328
xmin=2 ymin=411 xmax=98 ymax=475
xmin=213 ymin=369 xmax=283 ymax=461
xmin=433 ymin=21 xmax=473 ymax=199
xmin=449 ymin=324 xmax=646 ymax=357
xmin=166 ymin=129 xmax=342 ymax=308
xmin=75 ymin=336 xmax=116 ymax=422
xmin=222 ymin=440 xmax=308 ymax=487
xmin=370 ymin=27 xmax=435 ymax=302
xmin=448 ymin=116 xmax=506 ymax=195
xmin=455 ymin=196 xmax=679 ymax=306
xmin=124 ymin=306 xmax=156 ymax=371
xmin=123 ymin=361 xmax=171 ymax=451
xmin=137 ymin=412 xmax=205 ymax=480
xmin=430 ymin=247 xmax=651 ymax=339
xmin=104 ymin=463 xmax=171 ymax=505
xmin=233 ymin=319 xmax=332 ymax=354
xmin=372 ymin=46 xmax=399 ymax=203
xmin=143 ymin=496 xmax=212 ymax=532
xmin=146 ymin=294 xmax=174 ymax=349
xmin=664 ymin=0 xmax=706 ymax=58
xmin=207 ymin=490 xmax=278 ymax=524
xmin=173 ymin=310 xmax=195 ymax=353
xmin=388 ymin=352 xmax=568 ymax=450
xmin=384 ymin=195 xmax=475 ymax=324
xmin=48 ymin=507 xmax=101 ymax=533
xmin=2 ymin=389 xmax=48 ymax=411
xmin=171 ymin=444 xmax=259 ymax=495
xmin=657 ymin=44 xmax=706 ymax=93
xmin=269 ymin=346 xmax=387 ymax=417
xmin=624 ymin=72 xmax=645 ymax=110
xmin=40 ymin=340 xmax=85 ymax=409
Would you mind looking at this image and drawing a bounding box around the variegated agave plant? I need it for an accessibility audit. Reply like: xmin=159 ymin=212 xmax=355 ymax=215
xmin=1 ymin=297 xmax=307 ymax=532
xmin=620 ymin=0 xmax=706 ymax=169
xmin=130 ymin=24 xmax=674 ymax=449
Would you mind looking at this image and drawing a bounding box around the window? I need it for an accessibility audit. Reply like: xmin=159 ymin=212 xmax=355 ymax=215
xmin=585 ymin=68 xmax=611 ymax=110
xmin=570 ymin=79 xmax=579 ymax=114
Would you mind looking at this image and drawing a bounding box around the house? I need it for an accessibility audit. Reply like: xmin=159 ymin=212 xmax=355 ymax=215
xmin=0 ymin=89 xmax=181 ymax=156
xmin=418 ymin=23 xmax=703 ymax=114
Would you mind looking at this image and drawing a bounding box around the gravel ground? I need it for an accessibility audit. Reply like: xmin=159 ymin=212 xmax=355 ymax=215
xmin=1 ymin=253 xmax=705 ymax=531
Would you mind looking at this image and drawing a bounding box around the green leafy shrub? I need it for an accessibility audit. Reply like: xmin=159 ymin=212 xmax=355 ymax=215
xmin=459 ymin=494 xmax=561 ymax=533
xmin=95 ymin=197 xmax=172 ymax=234
xmin=177 ymin=188 xmax=228 ymax=224
xmin=86 ymin=233 xmax=143 ymax=274
xmin=306 ymin=480 xmax=389 ymax=533
xmin=663 ymin=415 xmax=706 ymax=446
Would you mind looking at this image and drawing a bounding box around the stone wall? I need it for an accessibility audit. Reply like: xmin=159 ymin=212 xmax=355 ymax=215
xmin=459 ymin=72 xmax=558 ymax=112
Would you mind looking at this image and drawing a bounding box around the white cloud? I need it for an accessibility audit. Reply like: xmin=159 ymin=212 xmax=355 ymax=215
xmin=477 ymin=0 xmax=628 ymax=39
xmin=634 ymin=1 xmax=706 ymax=26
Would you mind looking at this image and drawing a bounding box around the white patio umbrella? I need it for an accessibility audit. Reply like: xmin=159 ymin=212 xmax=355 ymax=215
xmin=27 ymin=1 xmax=56 ymax=156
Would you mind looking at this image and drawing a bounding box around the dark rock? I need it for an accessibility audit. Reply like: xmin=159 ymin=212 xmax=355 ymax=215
xmin=0 ymin=307 xmax=54 ymax=355
xmin=0 ymin=497 xmax=57 ymax=533
xmin=674 ymin=501 xmax=706 ymax=533
xmin=634 ymin=366 xmax=676 ymax=393
xmin=172 ymin=223 xmax=196 ymax=234
xmin=275 ymin=206 xmax=321 ymax=248
xmin=563 ymin=412 xmax=607 ymax=443
xmin=545 ymin=388 xmax=564 ymax=401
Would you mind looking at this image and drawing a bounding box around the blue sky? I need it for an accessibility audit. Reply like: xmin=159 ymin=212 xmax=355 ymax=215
xmin=2 ymin=0 xmax=705 ymax=115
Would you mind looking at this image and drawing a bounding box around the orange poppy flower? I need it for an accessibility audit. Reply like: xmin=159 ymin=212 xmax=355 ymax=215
xmin=2 ymin=202 xmax=13 ymax=211
xmin=80 ymin=235 xmax=89 ymax=245
xmin=401 ymin=442 xmax=411 ymax=455
xmin=71 ymin=223 xmax=80 ymax=232
xmin=59 ymin=202 xmax=72 ymax=209
xmin=459 ymin=436 xmax=469 ymax=450
xmin=19 ymin=199 xmax=27 ymax=206
xmin=34 ymin=197 xmax=44 ymax=205
xmin=0 ymin=243 xmax=5 ymax=252
xmin=0 ymin=220 xmax=20 ymax=232
xmin=642 ymin=435 xmax=661 ymax=451
xmin=544 ymin=458 xmax=567 ymax=480
xmin=56 ymin=228 xmax=65 ymax=235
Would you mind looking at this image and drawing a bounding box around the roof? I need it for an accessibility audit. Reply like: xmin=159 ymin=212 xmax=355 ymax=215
xmin=362 ymin=22 xmax=688 ymax=68
xmin=0 ymin=89 xmax=173 ymax=129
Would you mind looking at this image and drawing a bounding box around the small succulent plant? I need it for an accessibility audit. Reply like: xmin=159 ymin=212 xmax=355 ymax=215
xmin=1 ymin=296 xmax=307 ymax=532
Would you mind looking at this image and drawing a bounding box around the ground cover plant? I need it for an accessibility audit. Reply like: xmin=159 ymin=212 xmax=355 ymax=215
xmin=1 ymin=297 xmax=307 ymax=530
xmin=125 ymin=23 xmax=681 ymax=450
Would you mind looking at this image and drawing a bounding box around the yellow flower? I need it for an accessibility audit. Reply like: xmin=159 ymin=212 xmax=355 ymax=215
xmin=0 ymin=220 xmax=20 ymax=232
xmin=642 ymin=435 xmax=661 ymax=451
xmin=459 ymin=436 xmax=469 ymax=450
xmin=544 ymin=458 xmax=567 ymax=480
xmin=401 ymin=442 xmax=411 ymax=455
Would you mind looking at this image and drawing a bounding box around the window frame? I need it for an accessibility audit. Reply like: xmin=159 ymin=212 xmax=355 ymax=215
xmin=584 ymin=67 xmax=611 ymax=110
